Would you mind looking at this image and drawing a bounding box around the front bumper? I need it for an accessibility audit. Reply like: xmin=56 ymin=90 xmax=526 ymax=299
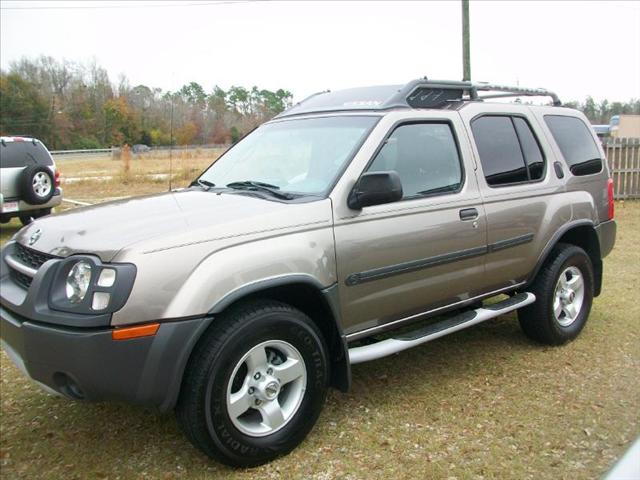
xmin=0 ymin=304 xmax=212 ymax=411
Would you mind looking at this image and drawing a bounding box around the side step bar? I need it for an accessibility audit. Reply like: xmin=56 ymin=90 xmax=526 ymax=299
xmin=348 ymin=292 xmax=536 ymax=365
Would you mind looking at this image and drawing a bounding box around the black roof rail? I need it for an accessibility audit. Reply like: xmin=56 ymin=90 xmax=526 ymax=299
xmin=472 ymin=82 xmax=561 ymax=106
xmin=277 ymin=78 xmax=562 ymax=118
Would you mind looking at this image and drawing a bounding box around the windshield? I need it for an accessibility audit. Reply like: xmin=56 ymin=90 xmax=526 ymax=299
xmin=198 ymin=116 xmax=379 ymax=196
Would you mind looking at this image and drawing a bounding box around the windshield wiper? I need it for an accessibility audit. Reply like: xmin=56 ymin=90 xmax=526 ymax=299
xmin=226 ymin=181 xmax=295 ymax=200
xmin=190 ymin=179 xmax=216 ymax=191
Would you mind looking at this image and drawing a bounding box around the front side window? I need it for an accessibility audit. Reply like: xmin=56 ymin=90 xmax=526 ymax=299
xmin=366 ymin=123 xmax=462 ymax=198
xmin=544 ymin=115 xmax=602 ymax=176
xmin=471 ymin=115 xmax=546 ymax=186
xmin=198 ymin=116 xmax=378 ymax=196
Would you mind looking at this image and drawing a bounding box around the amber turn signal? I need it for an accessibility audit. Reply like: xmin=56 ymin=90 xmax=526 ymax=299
xmin=112 ymin=323 xmax=160 ymax=340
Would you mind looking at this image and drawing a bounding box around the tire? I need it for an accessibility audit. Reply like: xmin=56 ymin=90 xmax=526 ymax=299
xmin=176 ymin=300 xmax=329 ymax=467
xmin=19 ymin=208 xmax=52 ymax=226
xmin=19 ymin=165 xmax=55 ymax=205
xmin=519 ymin=243 xmax=594 ymax=345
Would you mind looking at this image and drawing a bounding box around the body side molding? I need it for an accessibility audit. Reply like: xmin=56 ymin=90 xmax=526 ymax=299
xmin=345 ymin=233 xmax=535 ymax=286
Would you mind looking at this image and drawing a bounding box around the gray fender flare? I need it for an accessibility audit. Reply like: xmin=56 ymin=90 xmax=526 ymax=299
xmin=207 ymin=274 xmax=351 ymax=392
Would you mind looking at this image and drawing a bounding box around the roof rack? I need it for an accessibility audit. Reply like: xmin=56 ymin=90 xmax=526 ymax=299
xmin=277 ymin=78 xmax=562 ymax=118
xmin=387 ymin=78 xmax=561 ymax=108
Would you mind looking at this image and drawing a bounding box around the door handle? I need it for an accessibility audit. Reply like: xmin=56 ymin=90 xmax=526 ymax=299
xmin=459 ymin=208 xmax=479 ymax=221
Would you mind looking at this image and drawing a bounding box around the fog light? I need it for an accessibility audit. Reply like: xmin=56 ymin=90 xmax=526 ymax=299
xmin=97 ymin=268 xmax=116 ymax=287
xmin=92 ymin=292 xmax=111 ymax=310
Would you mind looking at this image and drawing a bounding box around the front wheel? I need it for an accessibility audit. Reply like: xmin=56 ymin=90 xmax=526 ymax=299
xmin=519 ymin=243 xmax=594 ymax=345
xmin=176 ymin=300 xmax=329 ymax=467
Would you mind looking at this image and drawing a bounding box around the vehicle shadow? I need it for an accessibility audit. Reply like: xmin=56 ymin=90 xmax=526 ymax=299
xmin=1 ymin=312 xmax=540 ymax=478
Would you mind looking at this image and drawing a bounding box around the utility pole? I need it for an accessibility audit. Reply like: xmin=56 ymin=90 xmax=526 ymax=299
xmin=462 ymin=0 xmax=471 ymax=81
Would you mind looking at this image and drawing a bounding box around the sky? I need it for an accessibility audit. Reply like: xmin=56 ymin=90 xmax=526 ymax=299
xmin=1 ymin=0 xmax=639 ymax=104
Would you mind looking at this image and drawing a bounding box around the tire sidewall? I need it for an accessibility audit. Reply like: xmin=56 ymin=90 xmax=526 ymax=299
xmin=547 ymin=250 xmax=594 ymax=340
xmin=20 ymin=165 xmax=54 ymax=205
xmin=203 ymin=310 xmax=328 ymax=464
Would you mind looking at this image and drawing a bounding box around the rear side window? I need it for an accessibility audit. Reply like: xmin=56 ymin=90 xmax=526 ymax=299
xmin=544 ymin=115 xmax=602 ymax=176
xmin=0 ymin=141 xmax=53 ymax=168
xmin=472 ymin=116 xmax=543 ymax=186
xmin=367 ymin=122 xmax=462 ymax=198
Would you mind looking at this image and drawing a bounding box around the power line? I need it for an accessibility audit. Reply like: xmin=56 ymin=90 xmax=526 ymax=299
xmin=0 ymin=1 xmax=251 ymax=10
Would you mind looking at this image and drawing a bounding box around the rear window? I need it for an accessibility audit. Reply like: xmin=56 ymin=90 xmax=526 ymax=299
xmin=544 ymin=115 xmax=603 ymax=176
xmin=0 ymin=141 xmax=53 ymax=168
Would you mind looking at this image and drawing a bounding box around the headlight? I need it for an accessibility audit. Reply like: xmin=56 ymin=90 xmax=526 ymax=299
xmin=49 ymin=256 xmax=136 ymax=317
xmin=65 ymin=261 xmax=92 ymax=304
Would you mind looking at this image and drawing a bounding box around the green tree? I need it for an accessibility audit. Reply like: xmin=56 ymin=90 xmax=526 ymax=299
xmin=0 ymin=72 xmax=50 ymax=140
xmin=230 ymin=126 xmax=241 ymax=144
xmin=139 ymin=130 xmax=152 ymax=145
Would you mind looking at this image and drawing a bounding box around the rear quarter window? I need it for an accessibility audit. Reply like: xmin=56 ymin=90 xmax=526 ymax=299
xmin=0 ymin=141 xmax=53 ymax=168
xmin=544 ymin=115 xmax=602 ymax=176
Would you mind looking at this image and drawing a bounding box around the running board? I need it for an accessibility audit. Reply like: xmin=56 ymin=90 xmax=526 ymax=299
xmin=348 ymin=292 xmax=536 ymax=364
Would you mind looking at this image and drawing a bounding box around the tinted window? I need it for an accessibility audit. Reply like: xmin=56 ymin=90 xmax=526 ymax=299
xmin=367 ymin=123 xmax=462 ymax=198
xmin=471 ymin=116 xmax=528 ymax=185
xmin=0 ymin=141 xmax=53 ymax=168
xmin=513 ymin=117 xmax=545 ymax=180
xmin=544 ymin=115 xmax=602 ymax=176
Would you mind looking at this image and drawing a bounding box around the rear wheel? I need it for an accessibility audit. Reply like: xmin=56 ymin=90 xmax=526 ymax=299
xmin=176 ymin=300 xmax=329 ymax=467
xmin=519 ymin=243 xmax=594 ymax=345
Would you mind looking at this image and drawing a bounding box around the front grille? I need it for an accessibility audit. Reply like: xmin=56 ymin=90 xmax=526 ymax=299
xmin=14 ymin=243 xmax=55 ymax=270
xmin=8 ymin=243 xmax=57 ymax=289
xmin=10 ymin=269 xmax=33 ymax=289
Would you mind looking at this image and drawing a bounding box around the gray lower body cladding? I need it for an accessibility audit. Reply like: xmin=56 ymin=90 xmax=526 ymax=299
xmin=595 ymin=219 xmax=616 ymax=259
xmin=0 ymin=305 xmax=212 ymax=411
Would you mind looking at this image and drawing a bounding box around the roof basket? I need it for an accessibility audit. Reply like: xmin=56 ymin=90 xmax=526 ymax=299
xmin=390 ymin=78 xmax=562 ymax=108
xmin=277 ymin=78 xmax=562 ymax=118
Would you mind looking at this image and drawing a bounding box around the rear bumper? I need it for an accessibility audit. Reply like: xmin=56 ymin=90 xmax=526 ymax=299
xmin=0 ymin=304 xmax=212 ymax=411
xmin=0 ymin=189 xmax=63 ymax=215
xmin=596 ymin=219 xmax=616 ymax=259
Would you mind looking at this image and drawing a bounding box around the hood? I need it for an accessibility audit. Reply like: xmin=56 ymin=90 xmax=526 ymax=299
xmin=15 ymin=190 xmax=331 ymax=261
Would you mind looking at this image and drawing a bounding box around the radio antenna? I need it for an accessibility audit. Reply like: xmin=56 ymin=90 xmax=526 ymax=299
xmin=168 ymin=93 xmax=174 ymax=191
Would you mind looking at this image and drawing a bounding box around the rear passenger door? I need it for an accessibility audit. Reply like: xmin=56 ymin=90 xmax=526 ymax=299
xmin=460 ymin=104 xmax=569 ymax=293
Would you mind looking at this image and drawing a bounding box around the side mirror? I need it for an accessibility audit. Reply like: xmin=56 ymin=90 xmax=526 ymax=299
xmin=348 ymin=171 xmax=403 ymax=210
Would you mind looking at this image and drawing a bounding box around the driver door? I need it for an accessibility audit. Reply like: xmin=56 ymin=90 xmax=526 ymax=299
xmin=332 ymin=116 xmax=487 ymax=339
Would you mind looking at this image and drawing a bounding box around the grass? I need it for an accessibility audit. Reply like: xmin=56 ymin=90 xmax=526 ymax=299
xmin=57 ymin=148 xmax=224 ymax=202
xmin=1 ymin=186 xmax=639 ymax=478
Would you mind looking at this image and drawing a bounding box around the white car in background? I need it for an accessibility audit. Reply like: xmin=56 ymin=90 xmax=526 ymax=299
xmin=0 ymin=136 xmax=62 ymax=226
